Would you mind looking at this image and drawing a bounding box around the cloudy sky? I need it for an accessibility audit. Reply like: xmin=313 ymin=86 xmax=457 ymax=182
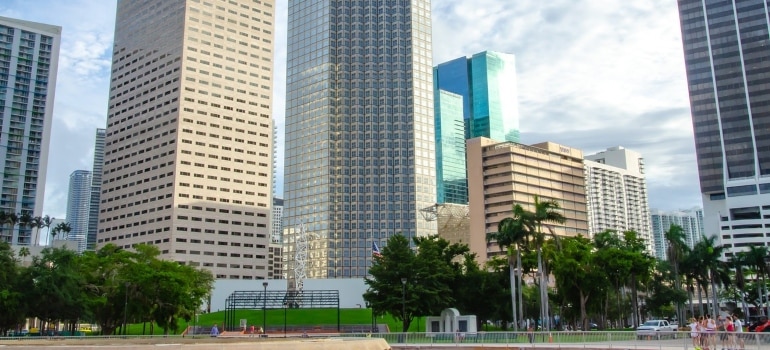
xmin=0 ymin=0 xmax=700 ymax=219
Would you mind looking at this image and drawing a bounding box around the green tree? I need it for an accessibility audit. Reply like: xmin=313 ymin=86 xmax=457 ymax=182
xmin=364 ymin=234 xmax=464 ymax=332
xmin=691 ymin=235 xmax=730 ymax=317
xmin=745 ymin=246 xmax=769 ymax=316
xmin=22 ymin=247 xmax=87 ymax=334
xmin=550 ymin=235 xmax=606 ymax=331
xmin=80 ymin=244 xmax=135 ymax=335
xmin=664 ymin=224 xmax=688 ymax=323
xmin=0 ymin=241 xmax=26 ymax=334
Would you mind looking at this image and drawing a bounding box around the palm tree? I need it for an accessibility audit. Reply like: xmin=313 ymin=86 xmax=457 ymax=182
xmin=51 ymin=222 xmax=72 ymax=243
xmin=664 ymin=225 xmax=688 ymax=323
xmin=40 ymin=216 xmax=53 ymax=246
xmin=30 ymin=216 xmax=43 ymax=246
xmin=17 ymin=211 xmax=32 ymax=245
xmin=528 ymin=195 xmax=566 ymax=332
xmin=745 ymin=246 xmax=769 ymax=315
xmin=487 ymin=204 xmax=531 ymax=330
xmin=731 ymin=252 xmax=750 ymax=319
xmin=692 ymin=235 xmax=730 ymax=317
xmin=0 ymin=212 xmax=17 ymax=242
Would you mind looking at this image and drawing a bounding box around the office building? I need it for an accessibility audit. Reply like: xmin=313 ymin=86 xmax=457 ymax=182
xmin=650 ymin=208 xmax=705 ymax=260
xmin=98 ymin=0 xmax=275 ymax=279
xmin=434 ymin=90 xmax=467 ymax=204
xmin=283 ymin=0 xmax=436 ymax=281
xmin=86 ymin=128 xmax=105 ymax=251
xmin=677 ymin=0 xmax=770 ymax=255
xmin=66 ymin=170 xmax=91 ymax=253
xmin=0 ymin=16 xmax=61 ymax=245
xmin=584 ymin=146 xmax=652 ymax=252
xmin=467 ymin=137 xmax=588 ymax=262
xmin=434 ymin=51 xmax=520 ymax=142
xmin=271 ymin=197 xmax=283 ymax=244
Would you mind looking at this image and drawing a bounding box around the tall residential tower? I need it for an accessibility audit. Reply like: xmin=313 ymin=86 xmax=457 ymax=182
xmin=0 ymin=16 xmax=60 ymax=245
xmin=283 ymin=0 xmax=436 ymax=281
xmin=98 ymin=0 xmax=275 ymax=279
xmin=66 ymin=170 xmax=92 ymax=253
xmin=584 ymin=146 xmax=652 ymax=251
xmin=677 ymin=0 xmax=770 ymax=255
xmin=86 ymin=128 xmax=105 ymax=251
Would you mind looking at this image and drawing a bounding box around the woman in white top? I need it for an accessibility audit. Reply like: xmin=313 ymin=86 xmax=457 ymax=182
xmin=689 ymin=318 xmax=700 ymax=347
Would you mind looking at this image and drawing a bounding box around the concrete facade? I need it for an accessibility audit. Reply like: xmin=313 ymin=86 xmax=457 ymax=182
xmin=584 ymin=146 xmax=652 ymax=252
xmin=98 ymin=0 xmax=275 ymax=279
xmin=467 ymin=137 xmax=588 ymax=262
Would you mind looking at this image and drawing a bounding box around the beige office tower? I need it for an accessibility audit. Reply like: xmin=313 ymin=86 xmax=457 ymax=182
xmin=97 ymin=0 xmax=276 ymax=280
xmin=467 ymin=137 xmax=589 ymax=262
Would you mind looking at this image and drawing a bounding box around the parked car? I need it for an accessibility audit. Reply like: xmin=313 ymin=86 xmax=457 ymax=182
xmin=636 ymin=320 xmax=677 ymax=339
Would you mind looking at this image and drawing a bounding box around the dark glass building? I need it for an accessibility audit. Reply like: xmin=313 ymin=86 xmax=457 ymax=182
xmin=283 ymin=0 xmax=436 ymax=281
xmin=677 ymin=0 xmax=770 ymax=253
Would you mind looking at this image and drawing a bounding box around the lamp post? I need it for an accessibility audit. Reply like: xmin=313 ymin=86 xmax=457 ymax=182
xmin=262 ymin=281 xmax=268 ymax=336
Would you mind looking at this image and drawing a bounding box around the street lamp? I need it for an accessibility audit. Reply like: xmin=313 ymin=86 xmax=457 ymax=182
xmin=262 ymin=281 xmax=268 ymax=337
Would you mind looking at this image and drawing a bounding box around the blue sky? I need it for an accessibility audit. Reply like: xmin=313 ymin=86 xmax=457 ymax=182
xmin=0 ymin=0 xmax=701 ymax=219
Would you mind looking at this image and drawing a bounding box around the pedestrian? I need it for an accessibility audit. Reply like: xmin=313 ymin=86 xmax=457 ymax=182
xmin=249 ymin=325 xmax=255 ymax=337
xmin=689 ymin=318 xmax=700 ymax=348
xmin=210 ymin=324 xmax=219 ymax=337
xmin=733 ymin=316 xmax=744 ymax=350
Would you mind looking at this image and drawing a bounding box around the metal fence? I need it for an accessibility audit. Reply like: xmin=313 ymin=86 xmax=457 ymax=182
xmin=3 ymin=330 xmax=770 ymax=349
xmin=339 ymin=331 xmax=770 ymax=349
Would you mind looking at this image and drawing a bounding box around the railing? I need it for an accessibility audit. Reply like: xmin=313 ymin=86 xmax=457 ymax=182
xmin=339 ymin=331 xmax=770 ymax=349
xmin=2 ymin=330 xmax=770 ymax=349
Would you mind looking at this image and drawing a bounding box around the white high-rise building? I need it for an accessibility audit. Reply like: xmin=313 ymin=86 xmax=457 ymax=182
xmin=584 ymin=146 xmax=652 ymax=252
xmin=0 ymin=16 xmax=61 ymax=245
xmin=66 ymin=170 xmax=91 ymax=253
xmin=271 ymin=197 xmax=283 ymax=244
xmin=98 ymin=0 xmax=276 ymax=280
xmin=650 ymin=208 xmax=705 ymax=260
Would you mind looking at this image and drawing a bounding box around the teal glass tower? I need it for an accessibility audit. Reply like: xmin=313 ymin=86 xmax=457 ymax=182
xmin=434 ymin=51 xmax=520 ymax=142
xmin=434 ymin=90 xmax=466 ymax=204
xmin=433 ymin=51 xmax=519 ymax=204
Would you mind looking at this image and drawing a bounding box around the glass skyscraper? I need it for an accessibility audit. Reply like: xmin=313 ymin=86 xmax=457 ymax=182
xmin=86 ymin=128 xmax=105 ymax=251
xmin=284 ymin=0 xmax=436 ymax=281
xmin=434 ymin=51 xmax=520 ymax=142
xmin=434 ymin=90 xmax=467 ymax=204
xmin=66 ymin=170 xmax=92 ymax=253
xmin=0 ymin=16 xmax=60 ymax=245
xmin=677 ymin=0 xmax=770 ymax=254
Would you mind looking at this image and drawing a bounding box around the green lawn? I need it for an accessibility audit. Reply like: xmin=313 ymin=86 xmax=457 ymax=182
xmin=122 ymin=308 xmax=430 ymax=335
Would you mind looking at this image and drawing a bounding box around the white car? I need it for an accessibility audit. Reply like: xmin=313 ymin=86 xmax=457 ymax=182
xmin=636 ymin=320 xmax=677 ymax=339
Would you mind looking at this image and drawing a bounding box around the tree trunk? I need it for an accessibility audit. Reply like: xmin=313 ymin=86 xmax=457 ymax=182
xmin=509 ymin=253 xmax=517 ymax=331
xmin=537 ymin=249 xmax=548 ymax=331
xmin=697 ymin=284 xmax=704 ymax=316
xmin=710 ymin=270 xmax=719 ymax=317
xmin=517 ymin=250 xmax=523 ymax=325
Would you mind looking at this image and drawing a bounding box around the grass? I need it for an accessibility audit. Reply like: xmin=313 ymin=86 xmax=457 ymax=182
xmin=120 ymin=308 xmax=428 ymax=335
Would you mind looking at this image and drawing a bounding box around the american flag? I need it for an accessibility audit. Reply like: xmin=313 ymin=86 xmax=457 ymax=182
xmin=372 ymin=242 xmax=382 ymax=257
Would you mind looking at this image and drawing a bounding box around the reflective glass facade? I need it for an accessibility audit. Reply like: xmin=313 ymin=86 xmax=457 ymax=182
xmin=434 ymin=90 xmax=467 ymax=204
xmin=0 ymin=17 xmax=60 ymax=245
xmin=284 ymin=0 xmax=437 ymax=280
xmin=434 ymin=51 xmax=520 ymax=142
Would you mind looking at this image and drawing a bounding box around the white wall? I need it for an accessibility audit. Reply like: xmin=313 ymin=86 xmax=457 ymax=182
xmin=208 ymin=278 xmax=367 ymax=312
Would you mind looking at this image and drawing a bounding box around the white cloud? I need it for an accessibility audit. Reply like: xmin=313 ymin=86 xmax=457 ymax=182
xmin=4 ymin=0 xmax=700 ymax=217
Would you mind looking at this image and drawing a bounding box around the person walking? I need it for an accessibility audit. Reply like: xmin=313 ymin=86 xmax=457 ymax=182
xmin=249 ymin=325 xmax=255 ymax=337
xmin=689 ymin=318 xmax=700 ymax=348
xmin=210 ymin=324 xmax=219 ymax=337
xmin=733 ymin=316 xmax=744 ymax=350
